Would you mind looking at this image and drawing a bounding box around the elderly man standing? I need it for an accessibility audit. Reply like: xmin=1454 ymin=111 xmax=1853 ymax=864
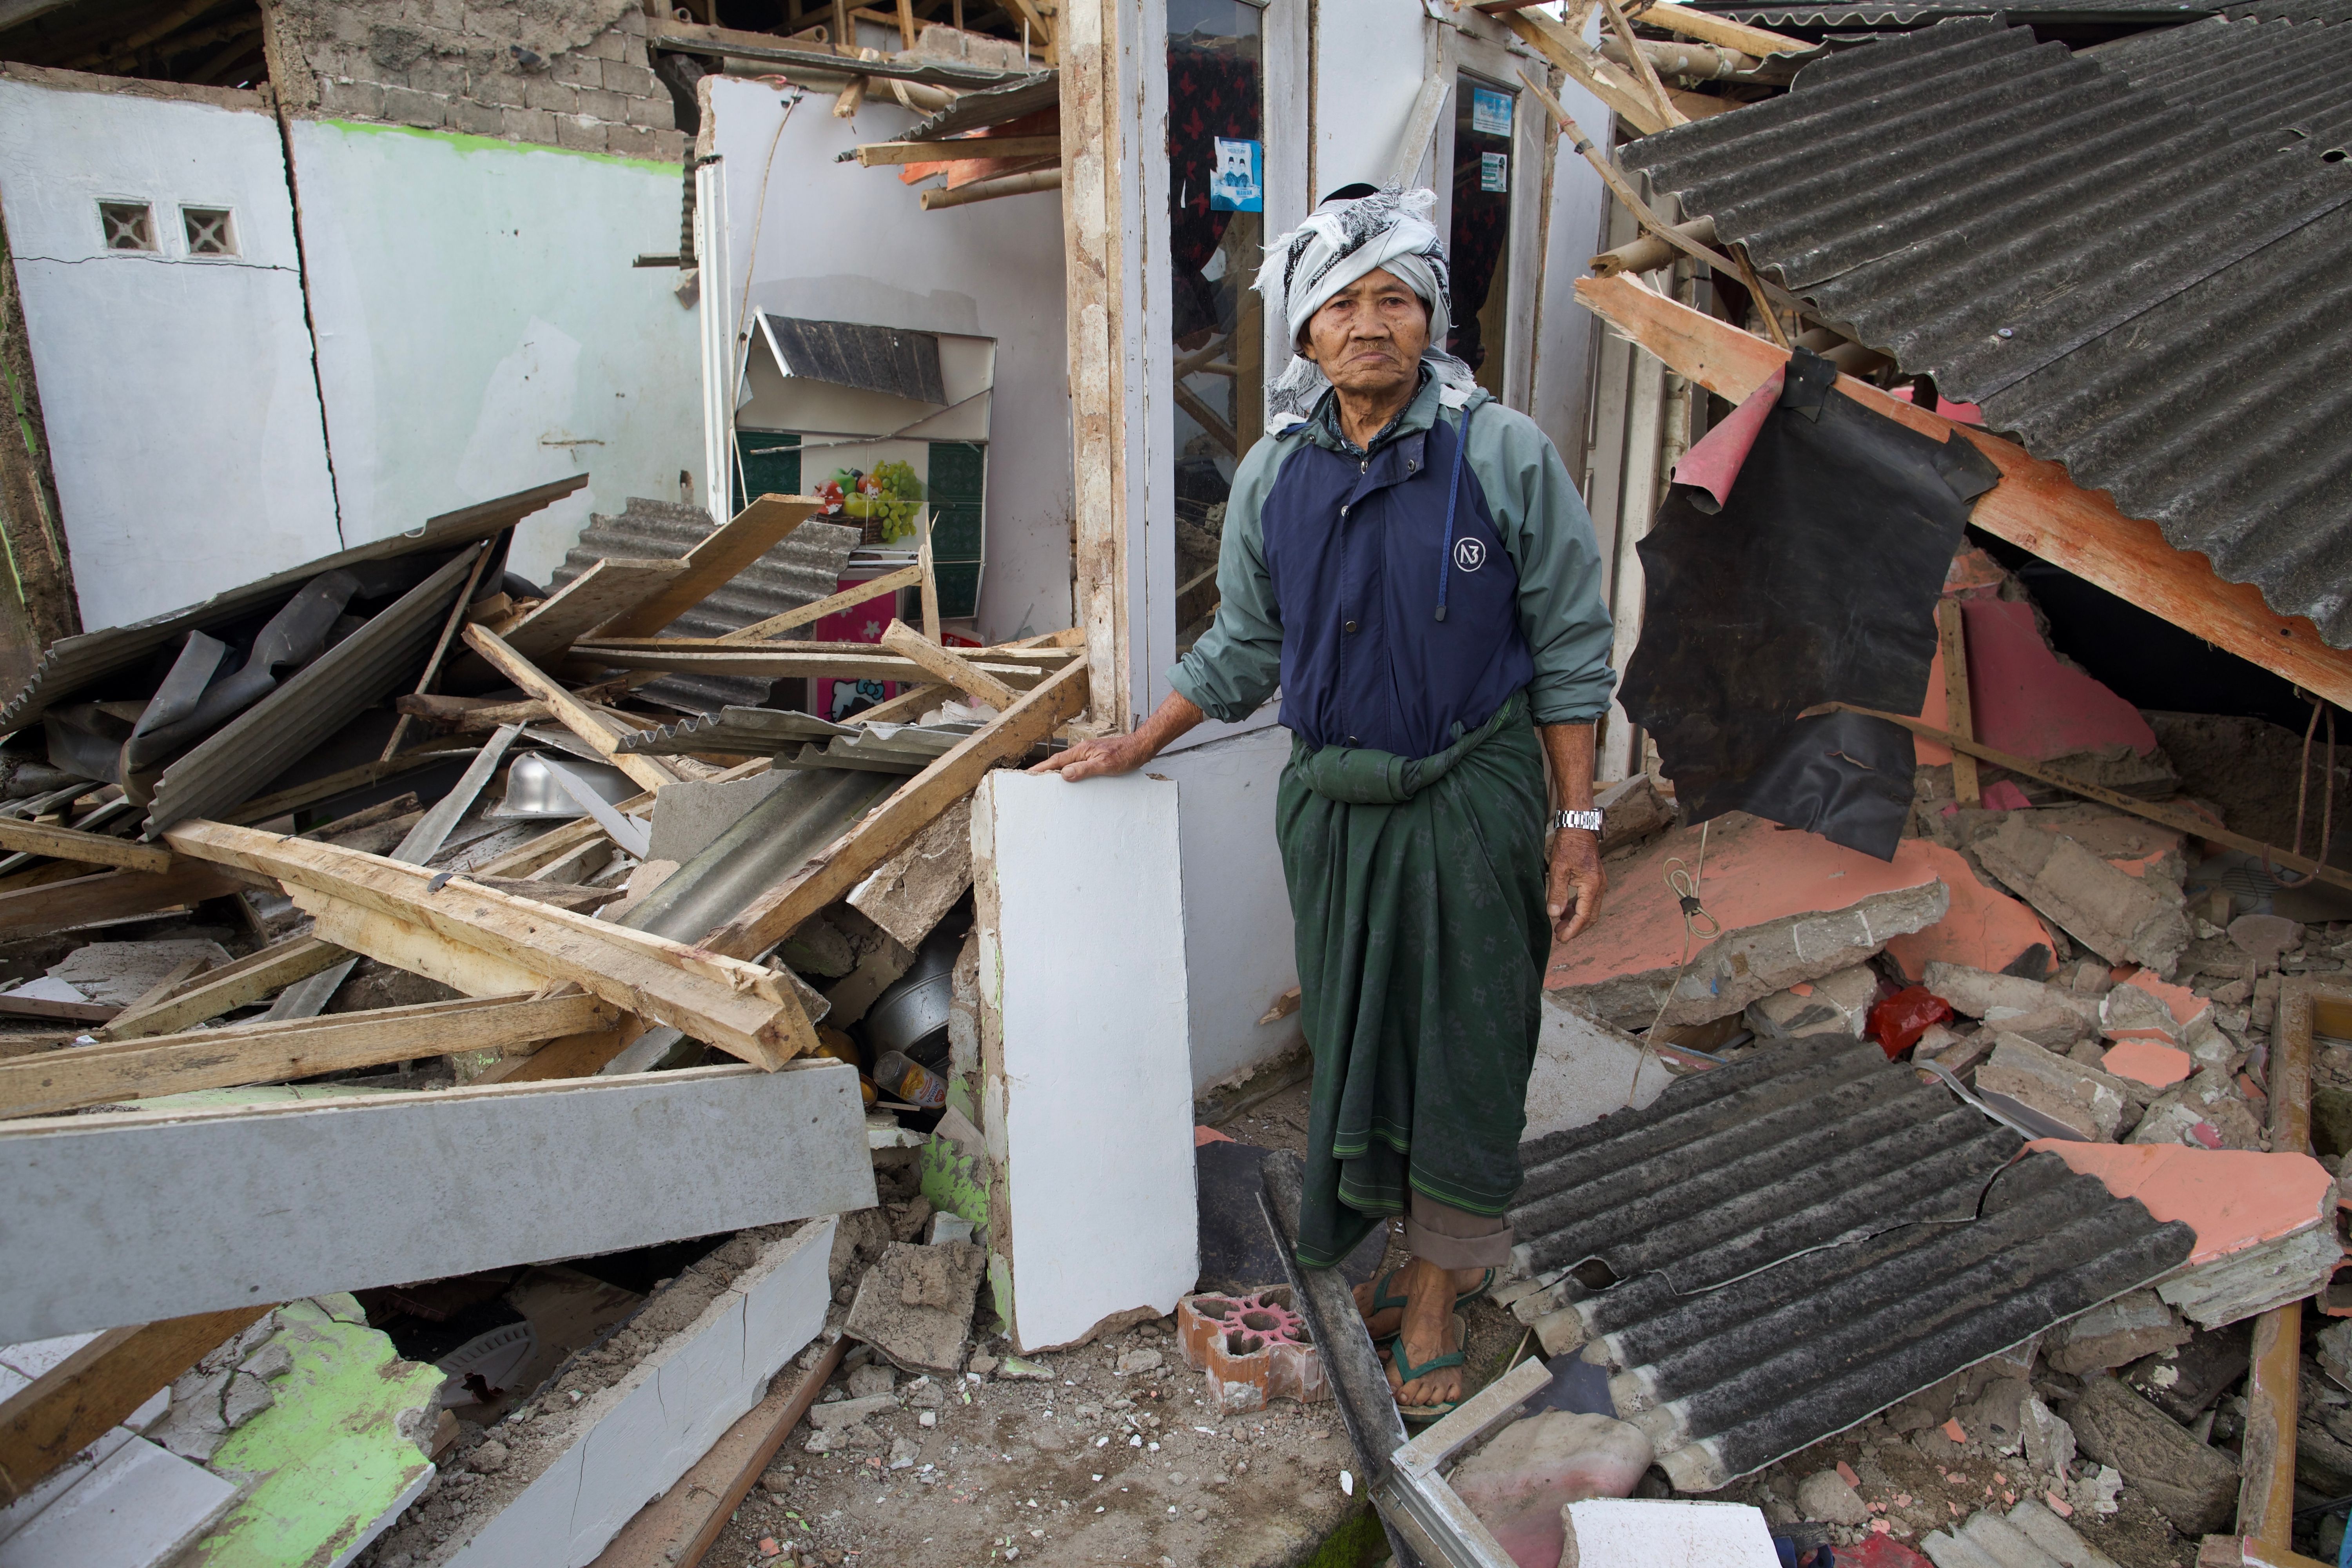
xmin=1036 ymin=186 xmax=1615 ymax=1417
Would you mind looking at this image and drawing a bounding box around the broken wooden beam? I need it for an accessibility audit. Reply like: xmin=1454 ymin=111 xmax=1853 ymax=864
xmin=97 ymin=935 xmax=351 ymax=1040
xmin=720 ymin=563 xmax=922 ymax=644
xmin=852 ymin=134 xmax=1059 ymax=165
xmin=0 ymin=862 xmax=256 ymax=939
xmin=162 ymin=819 xmax=814 ymax=1068
xmin=878 ymin=618 xmax=1020 ymax=709
xmin=0 ymin=991 xmax=618 ymax=1119
xmin=594 ymin=494 xmax=818 ymax=639
xmin=462 ymin=623 xmax=682 ymax=794
xmin=704 ymin=656 xmax=1089 ymax=961
xmin=0 ymin=993 xmax=115 ymax=1024
xmin=501 ymin=557 xmax=692 ymax=662
xmin=0 ymin=1306 xmax=272 ymax=1504
xmin=1578 ymin=273 xmax=2352 ymax=712
xmin=394 ymin=692 xmax=554 ymax=730
xmin=300 ymin=895 xmax=556 ymax=998
xmin=561 ymin=644 xmax=1055 ymax=690
xmin=1827 ymin=705 xmax=2352 ymax=897
xmin=0 ymin=817 xmax=172 ymax=873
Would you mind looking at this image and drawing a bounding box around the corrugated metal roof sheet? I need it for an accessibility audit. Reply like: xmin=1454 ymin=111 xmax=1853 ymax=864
xmin=140 ymin=548 xmax=482 ymax=836
xmin=899 ymin=71 xmax=1058 ymax=140
xmin=1620 ymin=16 xmax=2352 ymax=646
xmin=762 ymin=317 xmax=947 ymax=403
xmin=616 ymin=706 xmax=853 ymax=756
xmin=1506 ymin=1033 xmax=2196 ymax=1491
xmin=546 ymin=497 xmax=861 ymax=713
xmin=0 ymin=477 xmax=585 ymax=735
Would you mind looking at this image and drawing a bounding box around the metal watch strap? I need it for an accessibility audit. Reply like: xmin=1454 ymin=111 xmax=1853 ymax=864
xmin=1553 ymin=808 xmax=1603 ymax=833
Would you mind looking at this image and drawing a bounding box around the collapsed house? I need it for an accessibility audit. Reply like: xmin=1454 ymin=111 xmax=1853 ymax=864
xmin=0 ymin=0 xmax=2348 ymax=1564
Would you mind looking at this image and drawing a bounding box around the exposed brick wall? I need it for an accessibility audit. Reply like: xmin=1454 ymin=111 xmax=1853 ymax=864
xmin=263 ymin=0 xmax=687 ymax=163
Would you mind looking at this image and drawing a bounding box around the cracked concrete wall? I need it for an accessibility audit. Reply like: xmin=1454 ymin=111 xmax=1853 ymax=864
xmin=263 ymin=0 xmax=686 ymax=163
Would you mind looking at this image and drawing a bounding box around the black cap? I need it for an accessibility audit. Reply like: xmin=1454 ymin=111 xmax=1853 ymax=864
xmin=1318 ymin=182 xmax=1382 ymax=205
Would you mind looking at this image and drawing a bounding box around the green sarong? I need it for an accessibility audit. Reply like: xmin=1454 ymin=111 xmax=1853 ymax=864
xmin=1279 ymin=691 xmax=1551 ymax=1269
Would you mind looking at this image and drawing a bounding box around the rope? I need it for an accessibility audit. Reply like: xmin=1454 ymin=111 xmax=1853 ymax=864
xmin=1628 ymin=818 xmax=1714 ymax=1105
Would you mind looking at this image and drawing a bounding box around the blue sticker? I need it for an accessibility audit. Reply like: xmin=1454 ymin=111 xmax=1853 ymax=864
xmin=1208 ymin=137 xmax=1263 ymax=213
xmin=1481 ymin=152 xmax=1509 ymax=193
xmin=1470 ymin=86 xmax=1513 ymax=137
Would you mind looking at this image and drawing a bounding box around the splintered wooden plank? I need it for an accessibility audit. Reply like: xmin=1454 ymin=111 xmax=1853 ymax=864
xmin=161 ymin=820 xmax=813 ymax=1068
xmin=1576 ymin=273 xmax=2352 ymax=714
xmin=703 ymin=656 xmax=1089 ymax=961
xmin=0 ymin=992 xmax=617 ymax=1119
xmin=301 ymin=896 xmax=554 ymax=998
xmin=558 ymin=646 xmax=1053 ymax=688
xmin=719 ymin=564 xmax=922 ymax=643
xmin=878 ymin=619 xmax=1019 ymax=709
xmin=0 ymin=1307 xmax=271 ymax=1504
xmin=504 ymin=558 xmax=692 ymax=662
xmin=461 ymin=624 xmax=681 ymax=794
xmin=0 ymin=818 xmax=172 ymax=874
xmin=853 ymin=135 xmax=1060 ymax=165
xmin=0 ymin=863 xmax=254 ymax=939
xmin=0 ymin=1063 xmax=871 ymax=1342
xmin=100 ymin=937 xmax=351 ymax=1041
xmin=593 ymin=494 xmax=819 ymax=639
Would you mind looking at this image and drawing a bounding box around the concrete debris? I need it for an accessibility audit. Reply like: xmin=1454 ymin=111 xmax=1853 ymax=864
xmin=2060 ymin=1374 xmax=2238 ymax=1534
xmin=1971 ymin=816 xmax=2191 ymax=978
xmin=1745 ymin=964 xmax=1878 ymax=1042
xmin=847 ymin=796 xmax=974 ymax=951
xmin=2044 ymin=1291 xmax=2190 ymax=1375
xmin=1919 ymin=962 xmax=2101 ymax=1047
xmin=842 ymin=1240 xmax=987 ymax=1376
xmin=46 ymin=938 xmax=232 ymax=1007
xmin=1975 ymin=1035 xmax=2130 ymax=1141
xmin=1921 ymin=1497 xmax=2120 ymax=1568
xmin=1796 ymin=1467 xmax=1871 ymax=1525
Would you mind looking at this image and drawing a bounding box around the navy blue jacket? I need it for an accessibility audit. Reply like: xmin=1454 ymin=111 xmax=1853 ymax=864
xmin=1171 ymin=376 xmax=1615 ymax=760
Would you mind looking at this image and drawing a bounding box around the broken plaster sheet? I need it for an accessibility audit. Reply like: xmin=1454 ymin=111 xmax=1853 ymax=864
xmin=1523 ymin=993 xmax=1674 ymax=1142
xmin=178 ymin=1296 xmax=445 ymax=1568
xmin=437 ymin=1218 xmax=835 ymax=1568
xmin=975 ymin=772 xmax=1196 ymax=1352
xmin=0 ymin=1062 xmax=874 ymax=1341
xmin=0 ymin=1435 xmax=236 ymax=1568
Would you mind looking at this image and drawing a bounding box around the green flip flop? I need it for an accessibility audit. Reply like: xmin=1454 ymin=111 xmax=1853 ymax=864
xmin=1389 ymin=1312 xmax=1471 ymax=1425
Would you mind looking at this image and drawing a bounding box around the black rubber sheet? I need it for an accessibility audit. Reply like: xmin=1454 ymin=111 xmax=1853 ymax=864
xmin=1620 ymin=350 xmax=2000 ymax=859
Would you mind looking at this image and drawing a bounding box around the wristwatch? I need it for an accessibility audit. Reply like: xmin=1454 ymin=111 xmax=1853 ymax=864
xmin=1552 ymin=809 xmax=1604 ymax=833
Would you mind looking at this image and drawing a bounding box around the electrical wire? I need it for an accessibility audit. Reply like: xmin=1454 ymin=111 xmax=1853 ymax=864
xmin=1629 ymin=818 xmax=1713 ymax=1105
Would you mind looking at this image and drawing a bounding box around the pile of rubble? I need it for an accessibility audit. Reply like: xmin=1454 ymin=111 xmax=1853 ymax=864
xmin=0 ymin=481 xmax=1092 ymax=1566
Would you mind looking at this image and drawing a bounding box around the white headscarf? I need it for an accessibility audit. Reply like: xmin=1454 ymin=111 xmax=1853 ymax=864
xmin=1254 ymin=186 xmax=1479 ymax=419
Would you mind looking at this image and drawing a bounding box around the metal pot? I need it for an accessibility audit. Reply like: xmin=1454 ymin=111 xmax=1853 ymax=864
xmin=490 ymin=751 xmax=635 ymax=819
xmin=863 ymin=916 xmax=967 ymax=1069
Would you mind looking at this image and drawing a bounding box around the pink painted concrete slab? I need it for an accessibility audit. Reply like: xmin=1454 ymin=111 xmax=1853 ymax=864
xmin=1548 ymin=813 xmax=1945 ymax=992
xmin=1884 ymin=843 xmax=2053 ymax=983
xmin=2115 ymin=968 xmax=2207 ymax=1026
xmin=2031 ymin=1142 xmax=2336 ymax=1264
xmin=1960 ymin=599 xmax=2156 ymax=762
xmin=2100 ymin=1039 xmax=2193 ymax=1089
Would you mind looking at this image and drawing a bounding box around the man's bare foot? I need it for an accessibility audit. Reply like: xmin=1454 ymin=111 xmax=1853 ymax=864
xmin=1351 ymin=1259 xmax=1485 ymax=1344
xmin=1356 ymin=1258 xmax=1483 ymax=1408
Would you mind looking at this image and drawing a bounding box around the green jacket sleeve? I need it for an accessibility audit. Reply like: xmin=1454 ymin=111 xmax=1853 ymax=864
xmin=1460 ymin=396 xmax=1618 ymax=725
xmin=1166 ymin=430 xmax=1294 ymax=723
